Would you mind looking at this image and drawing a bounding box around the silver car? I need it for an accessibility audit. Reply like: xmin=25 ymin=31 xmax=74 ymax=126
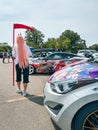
xmin=77 ymin=49 xmax=98 ymax=59
xmin=44 ymin=60 xmax=98 ymax=130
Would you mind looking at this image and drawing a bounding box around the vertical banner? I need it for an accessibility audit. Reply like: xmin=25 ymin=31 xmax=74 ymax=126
xmin=12 ymin=23 xmax=35 ymax=86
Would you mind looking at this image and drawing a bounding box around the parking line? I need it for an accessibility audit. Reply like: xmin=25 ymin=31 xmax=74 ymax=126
xmin=6 ymin=94 xmax=43 ymax=103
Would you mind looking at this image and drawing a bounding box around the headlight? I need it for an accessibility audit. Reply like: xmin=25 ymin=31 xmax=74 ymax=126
xmin=50 ymin=78 xmax=98 ymax=94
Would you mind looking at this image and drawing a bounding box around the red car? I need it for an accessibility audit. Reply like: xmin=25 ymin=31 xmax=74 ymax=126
xmin=29 ymin=56 xmax=86 ymax=74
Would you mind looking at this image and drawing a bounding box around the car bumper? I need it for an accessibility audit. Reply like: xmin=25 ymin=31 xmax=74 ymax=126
xmin=44 ymin=82 xmax=80 ymax=130
xmin=44 ymin=82 xmax=98 ymax=130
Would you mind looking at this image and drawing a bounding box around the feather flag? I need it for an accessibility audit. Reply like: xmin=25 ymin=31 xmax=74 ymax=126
xmin=12 ymin=23 xmax=35 ymax=86
xmin=13 ymin=23 xmax=35 ymax=32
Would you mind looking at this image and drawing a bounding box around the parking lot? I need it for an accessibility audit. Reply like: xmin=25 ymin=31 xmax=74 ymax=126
xmin=0 ymin=58 xmax=61 ymax=130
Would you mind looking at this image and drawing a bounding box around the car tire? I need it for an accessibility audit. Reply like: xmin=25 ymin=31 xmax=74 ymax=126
xmin=72 ymin=101 xmax=98 ymax=130
xmin=91 ymin=55 xmax=94 ymax=59
xmin=29 ymin=64 xmax=36 ymax=75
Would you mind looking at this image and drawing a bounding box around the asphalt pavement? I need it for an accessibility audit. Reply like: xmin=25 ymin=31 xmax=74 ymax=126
xmin=0 ymin=58 xmax=61 ymax=130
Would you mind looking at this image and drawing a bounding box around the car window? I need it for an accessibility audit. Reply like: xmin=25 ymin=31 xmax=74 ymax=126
xmin=47 ymin=53 xmax=62 ymax=60
xmin=78 ymin=50 xmax=86 ymax=53
xmin=63 ymin=53 xmax=77 ymax=59
xmin=32 ymin=52 xmax=48 ymax=58
xmin=69 ymin=54 xmax=76 ymax=58
xmin=61 ymin=53 xmax=67 ymax=59
xmin=90 ymin=50 xmax=97 ymax=53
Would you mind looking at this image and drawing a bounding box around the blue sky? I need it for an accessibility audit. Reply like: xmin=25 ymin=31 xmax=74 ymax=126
xmin=0 ymin=0 xmax=98 ymax=47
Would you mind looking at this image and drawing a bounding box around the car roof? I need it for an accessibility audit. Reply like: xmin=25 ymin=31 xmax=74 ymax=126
xmin=32 ymin=48 xmax=61 ymax=52
xmin=48 ymin=52 xmax=77 ymax=54
xmin=78 ymin=49 xmax=97 ymax=52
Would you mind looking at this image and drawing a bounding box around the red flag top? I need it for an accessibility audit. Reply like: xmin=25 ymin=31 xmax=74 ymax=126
xmin=14 ymin=24 xmax=35 ymax=32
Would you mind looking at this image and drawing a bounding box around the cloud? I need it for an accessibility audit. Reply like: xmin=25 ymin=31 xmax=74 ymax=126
xmin=0 ymin=0 xmax=98 ymax=47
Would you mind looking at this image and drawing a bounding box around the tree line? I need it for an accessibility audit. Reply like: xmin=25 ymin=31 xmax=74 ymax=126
xmin=24 ymin=27 xmax=98 ymax=53
xmin=0 ymin=42 xmax=12 ymax=52
xmin=0 ymin=27 xmax=98 ymax=53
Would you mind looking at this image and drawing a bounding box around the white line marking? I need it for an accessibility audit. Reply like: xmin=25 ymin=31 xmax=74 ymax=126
xmin=6 ymin=94 xmax=43 ymax=103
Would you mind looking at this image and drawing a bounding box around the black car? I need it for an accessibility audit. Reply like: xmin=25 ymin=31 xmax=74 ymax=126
xmin=43 ymin=52 xmax=81 ymax=61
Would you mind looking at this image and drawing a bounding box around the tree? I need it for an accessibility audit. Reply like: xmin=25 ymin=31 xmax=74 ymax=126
xmin=0 ymin=42 xmax=12 ymax=52
xmin=25 ymin=27 xmax=45 ymax=48
xmin=89 ymin=44 xmax=98 ymax=51
xmin=43 ymin=38 xmax=60 ymax=49
xmin=58 ymin=30 xmax=87 ymax=52
xmin=60 ymin=38 xmax=71 ymax=52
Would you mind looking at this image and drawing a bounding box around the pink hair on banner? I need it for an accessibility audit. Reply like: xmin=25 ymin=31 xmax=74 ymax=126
xmin=16 ymin=34 xmax=28 ymax=68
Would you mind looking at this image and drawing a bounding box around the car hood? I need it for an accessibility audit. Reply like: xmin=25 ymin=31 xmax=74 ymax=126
xmin=48 ymin=62 xmax=98 ymax=83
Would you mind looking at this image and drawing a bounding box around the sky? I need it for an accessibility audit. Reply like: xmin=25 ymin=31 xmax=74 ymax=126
xmin=0 ymin=0 xmax=98 ymax=47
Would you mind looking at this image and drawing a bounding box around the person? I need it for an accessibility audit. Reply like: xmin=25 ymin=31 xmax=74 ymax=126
xmin=2 ymin=52 xmax=6 ymax=63
xmin=7 ymin=51 xmax=10 ymax=63
xmin=12 ymin=34 xmax=32 ymax=96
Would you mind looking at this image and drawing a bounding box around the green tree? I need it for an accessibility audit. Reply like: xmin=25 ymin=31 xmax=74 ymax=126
xmin=0 ymin=42 xmax=12 ymax=52
xmin=43 ymin=38 xmax=60 ymax=49
xmin=24 ymin=27 xmax=44 ymax=48
xmin=89 ymin=44 xmax=98 ymax=51
xmin=58 ymin=30 xmax=86 ymax=53
xmin=57 ymin=37 xmax=71 ymax=52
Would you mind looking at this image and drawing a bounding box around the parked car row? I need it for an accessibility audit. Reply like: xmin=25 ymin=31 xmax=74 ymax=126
xmin=31 ymin=48 xmax=62 ymax=60
xmin=29 ymin=52 xmax=82 ymax=74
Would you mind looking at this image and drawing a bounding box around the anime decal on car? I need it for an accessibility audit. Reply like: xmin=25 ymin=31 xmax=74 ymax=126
xmin=48 ymin=62 xmax=98 ymax=83
xmin=29 ymin=60 xmax=66 ymax=74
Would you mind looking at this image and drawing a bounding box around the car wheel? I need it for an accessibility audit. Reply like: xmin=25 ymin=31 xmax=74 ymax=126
xmin=90 ymin=55 xmax=94 ymax=59
xmin=29 ymin=64 xmax=36 ymax=74
xmin=72 ymin=102 xmax=98 ymax=130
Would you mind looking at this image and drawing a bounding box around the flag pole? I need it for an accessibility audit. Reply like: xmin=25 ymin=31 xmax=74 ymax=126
xmin=12 ymin=24 xmax=15 ymax=86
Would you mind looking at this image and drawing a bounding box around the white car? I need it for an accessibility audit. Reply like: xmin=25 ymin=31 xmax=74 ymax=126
xmin=77 ymin=49 xmax=98 ymax=59
xmin=44 ymin=60 xmax=98 ymax=130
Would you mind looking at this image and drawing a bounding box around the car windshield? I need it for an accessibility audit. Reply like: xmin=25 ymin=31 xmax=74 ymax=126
xmin=78 ymin=50 xmax=97 ymax=54
xmin=90 ymin=50 xmax=97 ymax=53
xmin=32 ymin=52 xmax=47 ymax=58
